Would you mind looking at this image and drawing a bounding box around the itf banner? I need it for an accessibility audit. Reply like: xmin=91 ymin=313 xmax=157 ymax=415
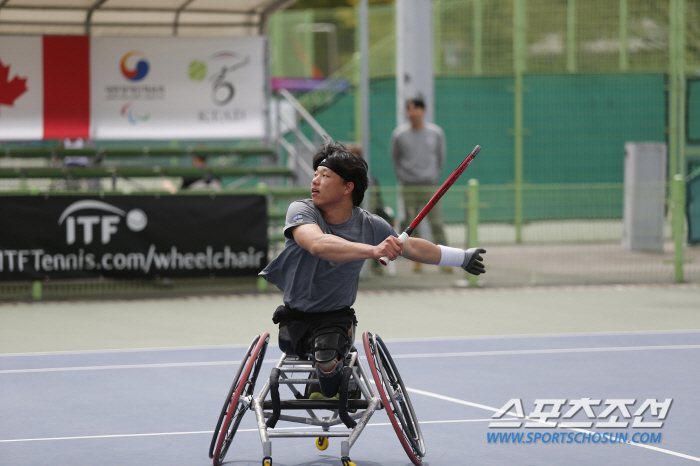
xmin=0 ymin=36 xmax=266 ymax=140
xmin=0 ymin=195 xmax=268 ymax=280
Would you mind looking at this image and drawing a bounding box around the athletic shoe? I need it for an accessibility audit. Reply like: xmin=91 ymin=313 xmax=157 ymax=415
xmin=309 ymin=392 xmax=339 ymax=400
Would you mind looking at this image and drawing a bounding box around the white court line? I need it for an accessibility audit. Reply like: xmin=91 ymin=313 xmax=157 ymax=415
xmin=390 ymin=344 xmax=700 ymax=359
xmin=3 ymin=344 xmax=700 ymax=374
xmin=0 ymin=360 xmax=243 ymax=374
xmin=379 ymin=328 xmax=700 ymax=344
xmin=0 ymin=419 xmax=500 ymax=443
xmin=408 ymin=387 xmax=700 ymax=463
xmin=0 ymin=343 xmax=253 ymax=358
xmin=3 ymin=328 xmax=699 ymax=358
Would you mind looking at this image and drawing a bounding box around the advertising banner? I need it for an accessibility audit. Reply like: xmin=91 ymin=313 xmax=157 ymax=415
xmin=90 ymin=36 xmax=266 ymax=139
xmin=0 ymin=36 xmax=43 ymax=140
xmin=0 ymin=195 xmax=268 ymax=280
xmin=0 ymin=35 xmax=266 ymax=140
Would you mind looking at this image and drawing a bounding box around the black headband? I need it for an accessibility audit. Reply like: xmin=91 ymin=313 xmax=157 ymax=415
xmin=319 ymin=157 xmax=352 ymax=183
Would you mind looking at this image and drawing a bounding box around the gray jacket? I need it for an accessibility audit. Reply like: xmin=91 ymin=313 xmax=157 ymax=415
xmin=390 ymin=122 xmax=446 ymax=185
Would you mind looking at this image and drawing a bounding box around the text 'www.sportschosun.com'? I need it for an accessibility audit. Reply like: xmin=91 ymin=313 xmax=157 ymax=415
xmin=487 ymin=431 xmax=662 ymax=444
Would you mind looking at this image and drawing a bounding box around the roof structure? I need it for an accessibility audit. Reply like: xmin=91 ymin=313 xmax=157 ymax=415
xmin=0 ymin=0 xmax=297 ymax=36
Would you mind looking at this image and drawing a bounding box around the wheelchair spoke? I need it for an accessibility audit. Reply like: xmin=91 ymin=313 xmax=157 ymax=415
xmin=211 ymin=333 xmax=269 ymax=466
xmin=363 ymin=331 xmax=425 ymax=465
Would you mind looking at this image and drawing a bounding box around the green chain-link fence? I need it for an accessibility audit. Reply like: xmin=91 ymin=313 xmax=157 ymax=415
xmin=267 ymin=0 xmax=700 ymax=287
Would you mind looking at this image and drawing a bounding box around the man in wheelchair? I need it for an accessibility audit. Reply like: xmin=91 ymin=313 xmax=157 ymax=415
xmin=260 ymin=140 xmax=486 ymax=399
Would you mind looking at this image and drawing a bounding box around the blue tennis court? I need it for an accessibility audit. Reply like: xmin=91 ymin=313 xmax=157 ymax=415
xmin=2 ymin=329 xmax=699 ymax=466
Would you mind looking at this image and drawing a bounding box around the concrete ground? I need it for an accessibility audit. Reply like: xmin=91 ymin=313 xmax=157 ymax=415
xmin=1 ymin=283 xmax=699 ymax=354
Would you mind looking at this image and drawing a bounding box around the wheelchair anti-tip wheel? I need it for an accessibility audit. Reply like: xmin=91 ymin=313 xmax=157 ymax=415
xmin=315 ymin=436 xmax=329 ymax=450
xmin=209 ymin=332 xmax=269 ymax=466
xmin=363 ymin=331 xmax=426 ymax=466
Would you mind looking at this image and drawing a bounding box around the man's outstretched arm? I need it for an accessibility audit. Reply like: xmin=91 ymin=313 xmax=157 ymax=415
xmin=292 ymin=224 xmax=403 ymax=263
xmin=401 ymin=237 xmax=440 ymax=264
xmin=403 ymin=237 xmax=486 ymax=275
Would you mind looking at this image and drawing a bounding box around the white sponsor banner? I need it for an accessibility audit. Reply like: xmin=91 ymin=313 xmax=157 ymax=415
xmin=0 ymin=36 xmax=43 ymax=140
xmin=90 ymin=36 xmax=266 ymax=140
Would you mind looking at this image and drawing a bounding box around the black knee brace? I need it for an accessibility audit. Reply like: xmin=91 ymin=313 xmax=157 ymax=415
xmin=312 ymin=328 xmax=351 ymax=397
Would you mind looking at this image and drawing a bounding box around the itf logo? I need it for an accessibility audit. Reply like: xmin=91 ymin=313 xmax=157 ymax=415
xmin=120 ymin=51 xmax=150 ymax=81
xmin=58 ymin=200 xmax=147 ymax=245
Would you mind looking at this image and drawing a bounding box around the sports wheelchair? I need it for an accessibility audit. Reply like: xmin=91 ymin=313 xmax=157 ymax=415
xmin=208 ymin=331 xmax=425 ymax=466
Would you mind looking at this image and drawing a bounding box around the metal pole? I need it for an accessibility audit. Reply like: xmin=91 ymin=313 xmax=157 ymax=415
xmin=360 ymin=0 xmax=369 ymax=174
xmin=353 ymin=7 xmax=362 ymax=145
xmin=677 ymin=0 xmax=686 ymax=181
xmin=669 ymin=0 xmax=687 ymax=282
xmin=619 ymin=0 xmax=629 ymax=71
xmin=396 ymin=0 xmax=435 ymax=124
xmin=567 ymin=0 xmax=576 ymax=73
xmin=468 ymin=179 xmax=480 ymax=287
xmin=668 ymin=0 xmax=678 ymax=180
xmin=513 ymin=0 xmax=525 ymax=244
xmin=473 ymin=0 xmax=483 ymax=75
xmin=672 ymin=174 xmax=685 ymax=283
xmin=433 ymin=0 xmax=441 ymax=76
xmin=359 ymin=0 xmax=371 ymax=279
xmin=31 ymin=281 xmax=42 ymax=300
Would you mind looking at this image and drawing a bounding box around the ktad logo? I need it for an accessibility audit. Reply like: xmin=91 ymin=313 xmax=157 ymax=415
xmin=58 ymin=200 xmax=147 ymax=245
xmin=188 ymin=51 xmax=249 ymax=106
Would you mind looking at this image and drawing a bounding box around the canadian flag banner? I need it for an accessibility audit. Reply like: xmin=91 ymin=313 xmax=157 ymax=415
xmin=0 ymin=36 xmax=44 ymax=140
xmin=0 ymin=35 xmax=266 ymax=141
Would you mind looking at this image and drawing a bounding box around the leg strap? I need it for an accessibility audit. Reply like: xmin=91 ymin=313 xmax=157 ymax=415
xmin=338 ymin=366 xmax=356 ymax=428
xmin=265 ymin=368 xmax=281 ymax=428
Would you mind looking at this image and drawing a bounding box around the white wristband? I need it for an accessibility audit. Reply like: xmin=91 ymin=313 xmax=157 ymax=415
xmin=437 ymin=245 xmax=464 ymax=267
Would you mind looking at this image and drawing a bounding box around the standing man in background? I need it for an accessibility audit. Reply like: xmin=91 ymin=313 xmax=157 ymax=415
xmin=390 ymin=97 xmax=448 ymax=272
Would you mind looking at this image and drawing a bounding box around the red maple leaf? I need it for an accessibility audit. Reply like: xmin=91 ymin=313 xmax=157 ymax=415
xmin=0 ymin=59 xmax=28 ymax=108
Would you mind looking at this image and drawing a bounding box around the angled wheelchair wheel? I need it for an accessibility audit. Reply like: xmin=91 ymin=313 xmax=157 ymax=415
xmin=210 ymin=332 xmax=269 ymax=466
xmin=363 ymin=331 xmax=425 ymax=466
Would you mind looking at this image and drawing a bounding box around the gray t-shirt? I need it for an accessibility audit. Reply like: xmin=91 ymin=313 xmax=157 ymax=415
xmin=259 ymin=199 xmax=397 ymax=312
xmin=390 ymin=122 xmax=446 ymax=185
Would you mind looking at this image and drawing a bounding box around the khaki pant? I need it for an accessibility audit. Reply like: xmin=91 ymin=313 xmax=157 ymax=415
xmin=400 ymin=185 xmax=447 ymax=245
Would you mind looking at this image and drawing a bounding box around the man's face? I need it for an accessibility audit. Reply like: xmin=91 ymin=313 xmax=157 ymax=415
xmin=406 ymin=102 xmax=425 ymax=125
xmin=311 ymin=165 xmax=351 ymax=210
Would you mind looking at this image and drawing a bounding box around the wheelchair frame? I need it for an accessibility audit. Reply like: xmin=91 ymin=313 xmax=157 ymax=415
xmin=209 ymin=331 xmax=425 ymax=466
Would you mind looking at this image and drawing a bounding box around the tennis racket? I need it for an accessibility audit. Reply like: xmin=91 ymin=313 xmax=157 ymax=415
xmin=379 ymin=144 xmax=481 ymax=266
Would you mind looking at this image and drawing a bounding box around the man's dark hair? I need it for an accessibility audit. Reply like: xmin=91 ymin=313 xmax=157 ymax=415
xmin=312 ymin=140 xmax=369 ymax=206
xmin=406 ymin=97 xmax=425 ymax=110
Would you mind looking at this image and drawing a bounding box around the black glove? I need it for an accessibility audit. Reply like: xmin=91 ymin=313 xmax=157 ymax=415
xmin=461 ymin=248 xmax=486 ymax=275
